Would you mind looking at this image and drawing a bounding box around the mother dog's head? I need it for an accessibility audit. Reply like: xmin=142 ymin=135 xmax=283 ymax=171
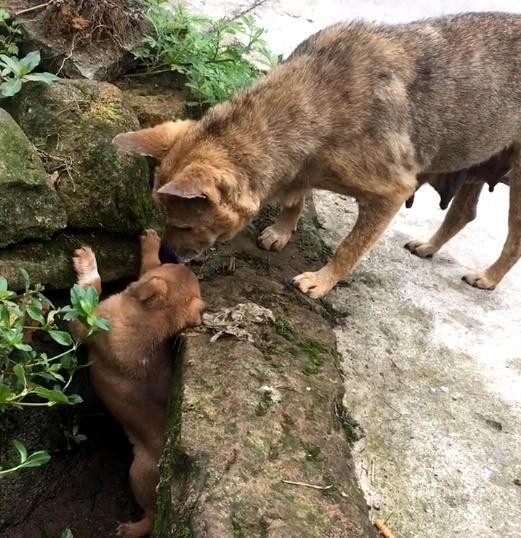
xmin=113 ymin=120 xmax=259 ymax=262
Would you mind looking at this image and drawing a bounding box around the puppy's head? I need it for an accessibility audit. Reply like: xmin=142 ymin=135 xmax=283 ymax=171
xmin=113 ymin=120 xmax=259 ymax=262
xmin=127 ymin=263 xmax=205 ymax=329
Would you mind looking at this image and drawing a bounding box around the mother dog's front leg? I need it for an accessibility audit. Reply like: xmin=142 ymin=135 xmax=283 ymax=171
xmin=293 ymin=189 xmax=412 ymax=298
xmin=258 ymin=194 xmax=305 ymax=252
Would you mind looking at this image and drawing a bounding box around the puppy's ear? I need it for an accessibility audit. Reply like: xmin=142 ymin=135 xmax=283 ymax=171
xmin=128 ymin=276 xmax=168 ymax=305
xmin=112 ymin=120 xmax=195 ymax=159
xmin=156 ymin=163 xmax=222 ymax=202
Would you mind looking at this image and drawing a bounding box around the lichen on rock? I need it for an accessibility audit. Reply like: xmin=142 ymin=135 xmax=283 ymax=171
xmin=7 ymin=79 xmax=156 ymax=233
xmin=0 ymin=108 xmax=67 ymax=248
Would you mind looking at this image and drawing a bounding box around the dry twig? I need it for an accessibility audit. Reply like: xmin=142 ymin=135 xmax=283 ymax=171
xmin=281 ymin=479 xmax=333 ymax=491
xmin=15 ymin=1 xmax=52 ymax=17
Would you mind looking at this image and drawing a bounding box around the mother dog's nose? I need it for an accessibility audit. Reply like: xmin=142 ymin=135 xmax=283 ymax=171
xmin=159 ymin=243 xmax=180 ymax=264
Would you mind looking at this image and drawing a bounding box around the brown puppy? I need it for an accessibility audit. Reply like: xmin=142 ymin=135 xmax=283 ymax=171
xmin=71 ymin=230 xmax=204 ymax=538
xmin=114 ymin=13 xmax=521 ymax=297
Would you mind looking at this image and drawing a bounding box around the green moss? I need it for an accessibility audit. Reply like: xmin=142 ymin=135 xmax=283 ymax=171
xmin=255 ymin=392 xmax=274 ymax=417
xmin=274 ymin=318 xmax=295 ymax=340
xmin=7 ymin=80 xmax=157 ymax=234
xmin=232 ymin=518 xmax=244 ymax=538
xmin=299 ymin=340 xmax=325 ymax=375
xmin=0 ymin=109 xmax=67 ymax=247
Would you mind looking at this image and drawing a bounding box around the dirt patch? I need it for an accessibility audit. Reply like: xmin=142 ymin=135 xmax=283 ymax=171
xmin=0 ymin=400 xmax=139 ymax=538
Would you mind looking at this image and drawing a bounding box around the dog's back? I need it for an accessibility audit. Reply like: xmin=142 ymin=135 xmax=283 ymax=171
xmin=288 ymin=12 xmax=521 ymax=174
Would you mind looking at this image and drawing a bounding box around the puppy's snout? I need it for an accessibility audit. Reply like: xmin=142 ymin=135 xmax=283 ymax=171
xmin=159 ymin=243 xmax=180 ymax=264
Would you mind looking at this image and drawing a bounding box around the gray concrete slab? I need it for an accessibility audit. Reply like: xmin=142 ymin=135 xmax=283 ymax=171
xmin=176 ymin=1 xmax=521 ymax=536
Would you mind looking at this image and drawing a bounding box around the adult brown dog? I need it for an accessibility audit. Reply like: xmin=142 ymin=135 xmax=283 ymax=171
xmin=71 ymin=230 xmax=204 ymax=537
xmin=114 ymin=12 xmax=521 ymax=298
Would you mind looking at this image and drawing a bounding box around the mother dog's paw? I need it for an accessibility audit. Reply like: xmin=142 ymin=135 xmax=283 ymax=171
xmin=404 ymin=239 xmax=437 ymax=258
xmin=462 ymin=272 xmax=497 ymax=290
xmin=258 ymin=224 xmax=292 ymax=251
xmin=293 ymin=267 xmax=337 ymax=299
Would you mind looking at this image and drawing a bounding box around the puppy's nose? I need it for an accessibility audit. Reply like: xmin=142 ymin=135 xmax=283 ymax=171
xmin=159 ymin=243 xmax=180 ymax=264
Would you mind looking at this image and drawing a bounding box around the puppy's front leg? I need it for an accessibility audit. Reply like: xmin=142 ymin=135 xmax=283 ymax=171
xmin=139 ymin=229 xmax=161 ymax=276
xmin=72 ymin=247 xmax=102 ymax=295
xmin=294 ymin=190 xmax=411 ymax=298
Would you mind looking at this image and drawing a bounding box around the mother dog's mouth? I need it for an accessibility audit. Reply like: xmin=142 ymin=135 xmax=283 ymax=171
xmin=159 ymin=245 xmax=206 ymax=264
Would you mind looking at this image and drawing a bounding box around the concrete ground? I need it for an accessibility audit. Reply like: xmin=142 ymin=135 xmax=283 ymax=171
xmin=179 ymin=1 xmax=521 ymax=536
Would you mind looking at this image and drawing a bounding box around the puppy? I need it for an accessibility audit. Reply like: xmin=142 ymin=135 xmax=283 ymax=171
xmin=70 ymin=229 xmax=204 ymax=538
xmin=114 ymin=13 xmax=521 ymax=297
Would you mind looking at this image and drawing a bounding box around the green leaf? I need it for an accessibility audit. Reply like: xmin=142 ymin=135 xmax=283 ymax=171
xmin=26 ymin=305 xmax=45 ymax=324
xmin=17 ymin=50 xmax=40 ymax=75
xmin=24 ymin=72 xmax=60 ymax=84
xmin=67 ymin=394 xmax=83 ymax=405
xmin=0 ymin=77 xmax=22 ymax=98
xmin=22 ymin=450 xmax=50 ymax=468
xmin=60 ymin=529 xmax=74 ymax=538
xmin=14 ymin=342 xmax=32 ymax=352
xmin=34 ymin=386 xmax=70 ymax=405
xmin=48 ymin=330 xmax=73 ymax=347
xmin=0 ymin=383 xmax=13 ymax=403
xmin=12 ymin=440 xmax=27 ymax=463
xmin=20 ymin=269 xmax=30 ymax=291
xmin=85 ymin=286 xmax=99 ymax=308
xmin=0 ymin=53 xmax=20 ymax=75
xmin=0 ymin=277 xmax=7 ymax=293
xmin=95 ymin=318 xmax=111 ymax=331
xmin=13 ymin=364 xmax=26 ymax=388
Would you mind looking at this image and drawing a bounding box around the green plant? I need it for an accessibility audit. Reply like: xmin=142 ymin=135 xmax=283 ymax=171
xmin=0 ymin=271 xmax=110 ymax=476
xmin=299 ymin=339 xmax=325 ymax=375
xmin=0 ymin=9 xmax=21 ymax=56
xmin=133 ymin=2 xmax=277 ymax=108
xmin=0 ymin=440 xmax=50 ymax=477
xmin=0 ymin=50 xmax=59 ymax=98
xmin=274 ymin=318 xmax=294 ymax=340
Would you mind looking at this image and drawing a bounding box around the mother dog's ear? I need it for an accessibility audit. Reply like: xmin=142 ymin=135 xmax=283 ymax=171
xmin=112 ymin=120 xmax=195 ymax=159
xmin=128 ymin=276 xmax=168 ymax=305
xmin=156 ymin=163 xmax=222 ymax=202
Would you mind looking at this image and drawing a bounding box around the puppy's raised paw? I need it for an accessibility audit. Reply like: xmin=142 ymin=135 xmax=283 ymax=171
xmin=140 ymin=228 xmax=161 ymax=251
xmin=404 ymin=239 xmax=437 ymax=258
xmin=462 ymin=272 xmax=497 ymax=290
xmin=72 ymin=246 xmax=99 ymax=287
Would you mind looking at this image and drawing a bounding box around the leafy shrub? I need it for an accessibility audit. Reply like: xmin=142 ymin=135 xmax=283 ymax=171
xmin=133 ymin=2 xmax=277 ymax=108
xmin=0 ymin=9 xmax=59 ymax=98
xmin=0 ymin=272 xmax=109 ymax=477
xmin=0 ymin=8 xmax=21 ymax=56
xmin=0 ymin=50 xmax=59 ymax=98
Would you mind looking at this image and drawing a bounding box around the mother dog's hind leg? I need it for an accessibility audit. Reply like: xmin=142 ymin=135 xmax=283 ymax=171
xmin=463 ymin=146 xmax=521 ymax=290
xmin=406 ymin=182 xmax=484 ymax=258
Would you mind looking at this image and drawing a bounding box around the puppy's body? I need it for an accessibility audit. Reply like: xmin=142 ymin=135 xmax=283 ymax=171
xmin=71 ymin=230 xmax=203 ymax=537
xmin=115 ymin=12 xmax=521 ymax=297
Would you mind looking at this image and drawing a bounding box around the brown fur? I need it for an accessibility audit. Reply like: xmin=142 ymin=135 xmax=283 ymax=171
xmin=114 ymin=12 xmax=521 ymax=297
xmin=70 ymin=230 xmax=204 ymax=537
